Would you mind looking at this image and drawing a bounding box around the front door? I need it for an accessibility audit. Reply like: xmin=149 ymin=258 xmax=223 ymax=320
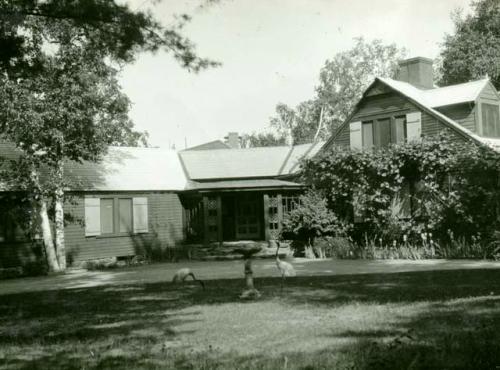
xmin=235 ymin=194 xmax=261 ymax=240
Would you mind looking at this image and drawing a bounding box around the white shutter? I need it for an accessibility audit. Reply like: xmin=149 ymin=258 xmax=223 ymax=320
xmin=406 ymin=112 xmax=422 ymax=142
xmin=84 ymin=198 xmax=101 ymax=236
xmin=349 ymin=121 xmax=363 ymax=150
xmin=133 ymin=197 xmax=149 ymax=233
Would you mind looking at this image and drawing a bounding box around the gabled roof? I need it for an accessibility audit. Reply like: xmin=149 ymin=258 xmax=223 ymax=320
xmin=378 ymin=77 xmax=487 ymax=144
xmin=65 ymin=147 xmax=187 ymax=191
xmin=182 ymin=140 xmax=230 ymax=151
xmin=279 ymin=141 xmax=325 ymax=175
xmin=379 ymin=77 xmax=491 ymax=108
xmin=179 ymin=146 xmax=291 ymax=180
xmin=185 ymin=178 xmax=303 ymax=191
xmin=324 ymin=77 xmax=499 ymax=152
xmin=0 ymin=144 xmax=187 ymax=192
xmin=179 ymin=142 xmax=322 ymax=181
xmin=423 ymin=79 xmax=491 ymax=107
xmin=1 ymin=140 xmax=320 ymax=192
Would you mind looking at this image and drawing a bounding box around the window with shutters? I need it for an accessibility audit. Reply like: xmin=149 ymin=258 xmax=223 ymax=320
xmin=362 ymin=115 xmax=407 ymax=149
xmin=85 ymin=196 xmax=149 ymax=237
xmin=482 ymin=103 xmax=500 ymax=138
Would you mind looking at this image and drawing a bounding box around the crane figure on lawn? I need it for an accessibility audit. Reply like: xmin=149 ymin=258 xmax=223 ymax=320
xmin=276 ymin=242 xmax=296 ymax=290
xmin=172 ymin=268 xmax=205 ymax=289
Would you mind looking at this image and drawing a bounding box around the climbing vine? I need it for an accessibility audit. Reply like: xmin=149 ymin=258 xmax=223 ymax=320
xmin=299 ymin=134 xmax=500 ymax=257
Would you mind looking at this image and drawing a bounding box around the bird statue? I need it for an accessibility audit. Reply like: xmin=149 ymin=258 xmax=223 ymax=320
xmin=172 ymin=267 xmax=205 ymax=289
xmin=275 ymin=242 xmax=296 ymax=290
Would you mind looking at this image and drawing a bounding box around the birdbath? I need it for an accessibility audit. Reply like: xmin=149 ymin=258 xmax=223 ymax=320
xmin=233 ymin=244 xmax=262 ymax=299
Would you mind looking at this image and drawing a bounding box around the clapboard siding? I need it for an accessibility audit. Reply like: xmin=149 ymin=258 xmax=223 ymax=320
xmin=352 ymin=93 xmax=413 ymax=120
xmin=436 ymin=103 xmax=476 ymax=133
xmin=330 ymin=93 xmax=412 ymax=148
xmin=420 ymin=110 xmax=463 ymax=141
xmin=330 ymin=94 xmax=467 ymax=148
xmin=334 ymin=125 xmax=350 ymax=147
xmin=65 ymin=192 xmax=185 ymax=263
xmin=479 ymin=83 xmax=499 ymax=102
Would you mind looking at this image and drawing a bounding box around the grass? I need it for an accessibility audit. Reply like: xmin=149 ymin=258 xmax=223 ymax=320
xmin=1 ymin=269 xmax=500 ymax=369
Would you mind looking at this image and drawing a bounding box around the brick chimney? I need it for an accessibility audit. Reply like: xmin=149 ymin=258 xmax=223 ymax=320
xmin=224 ymin=132 xmax=241 ymax=149
xmin=395 ymin=57 xmax=434 ymax=90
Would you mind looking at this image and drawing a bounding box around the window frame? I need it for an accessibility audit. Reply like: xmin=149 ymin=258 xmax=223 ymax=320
xmin=100 ymin=198 xmax=115 ymax=235
xmin=118 ymin=198 xmax=133 ymax=234
xmin=480 ymin=101 xmax=500 ymax=138
xmin=362 ymin=114 xmax=408 ymax=149
xmin=86 ymin=196 xmax=149 ymax=238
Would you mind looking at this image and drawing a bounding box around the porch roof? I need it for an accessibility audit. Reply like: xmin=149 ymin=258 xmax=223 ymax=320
xmin=179 ymin=142 xmax=324 ymax=181
xmin=185 ymin=178 xmax=303 ymax=192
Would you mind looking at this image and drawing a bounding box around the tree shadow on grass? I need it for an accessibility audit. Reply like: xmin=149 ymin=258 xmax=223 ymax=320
xmin=1 ymin=269 xmax=500 ymax=369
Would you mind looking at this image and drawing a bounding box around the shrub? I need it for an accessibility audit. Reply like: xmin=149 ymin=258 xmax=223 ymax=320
xmin=314 ymin=236 xmax=354 ymax=258
xmin=281 ymin=190 xmax=349 ymax=258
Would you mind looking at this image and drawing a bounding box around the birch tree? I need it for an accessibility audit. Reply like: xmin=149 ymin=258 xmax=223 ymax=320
xmin=0 ymin=0 xmax=219 ymax=272
xmin=269 ymin=38 xmax=406 ymax=144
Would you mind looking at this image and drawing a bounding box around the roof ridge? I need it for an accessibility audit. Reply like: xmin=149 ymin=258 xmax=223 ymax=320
xmin=278 ymin=146 xmax=295 ymax=176
xmin=108 ymin=145 xmax=173 ymax=151
xmin=179 ymin=145 xmax=292 ymax=154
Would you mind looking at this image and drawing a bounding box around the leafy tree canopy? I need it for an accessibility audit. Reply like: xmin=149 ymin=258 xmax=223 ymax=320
xmin=0 ymin=0 xmax=220 ymax=271
xmin=439 ymin=0 xmax=500 ymax=89
xmin=0 ymin=0 xmax=219 ymax=163
xmin=0 ymin=0 xmax=219 ymax=75
xmin=240 ymin=131 xmax=286 ymax=148
xmin=269 ymin=38 xmax=406 ymax=144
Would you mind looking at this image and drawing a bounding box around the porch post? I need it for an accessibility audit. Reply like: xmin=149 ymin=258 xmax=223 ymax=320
xmin=263 ymin=194 xmax=270 ymax=241
xmin=202 ymin=195 xmax=209 ymax=246
xmin=216 ymin=195 xmax=223 ymax=245
xmin=277 ymin=193 xmax=283 ymax=236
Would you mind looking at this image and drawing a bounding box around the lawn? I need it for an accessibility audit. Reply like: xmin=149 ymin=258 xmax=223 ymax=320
xmin=1 ymin=269 xmax=500 ymax=369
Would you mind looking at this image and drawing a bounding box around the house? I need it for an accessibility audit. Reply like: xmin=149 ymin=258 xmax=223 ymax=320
xmin=324 ymin=57 xmax=500 ymax=151
xmin=0 ymin=139 xmax=324 ymax=267
xmin=4 ymin=56 xmax=498 ymax=268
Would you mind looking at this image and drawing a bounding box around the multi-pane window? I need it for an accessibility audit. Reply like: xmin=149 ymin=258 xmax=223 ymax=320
xmin=362 ymin=116 xmax=407 ymax=149
xmin=282 ymin=195 xmax=300 ymax=215
xmin=482 ymin=103 xmax=500 ymax=137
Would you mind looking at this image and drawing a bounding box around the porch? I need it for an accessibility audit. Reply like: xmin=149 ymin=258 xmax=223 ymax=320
xmin=182 ymin=180 xmax=303 ymax=247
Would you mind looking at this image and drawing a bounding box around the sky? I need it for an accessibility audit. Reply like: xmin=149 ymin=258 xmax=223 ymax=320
xmin=120 ymin=0 xmax=472 ymax=149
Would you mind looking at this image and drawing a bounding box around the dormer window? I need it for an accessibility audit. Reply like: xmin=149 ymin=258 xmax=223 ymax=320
xmin=482 ymin=103 xmax=500 ymax=137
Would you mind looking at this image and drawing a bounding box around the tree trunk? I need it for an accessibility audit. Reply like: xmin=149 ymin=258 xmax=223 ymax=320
xmin=29 ymin=163 xmax=60 ymax=272
xmin=54 ymin=160 xmax=66 ymax=270
xmin=53 ymin=160 xmax=66 ymax=270
xmin=54 ymin=188 xmax=66 ymax=270
xmin=40 ymin=199 xmax=61 ymax=273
